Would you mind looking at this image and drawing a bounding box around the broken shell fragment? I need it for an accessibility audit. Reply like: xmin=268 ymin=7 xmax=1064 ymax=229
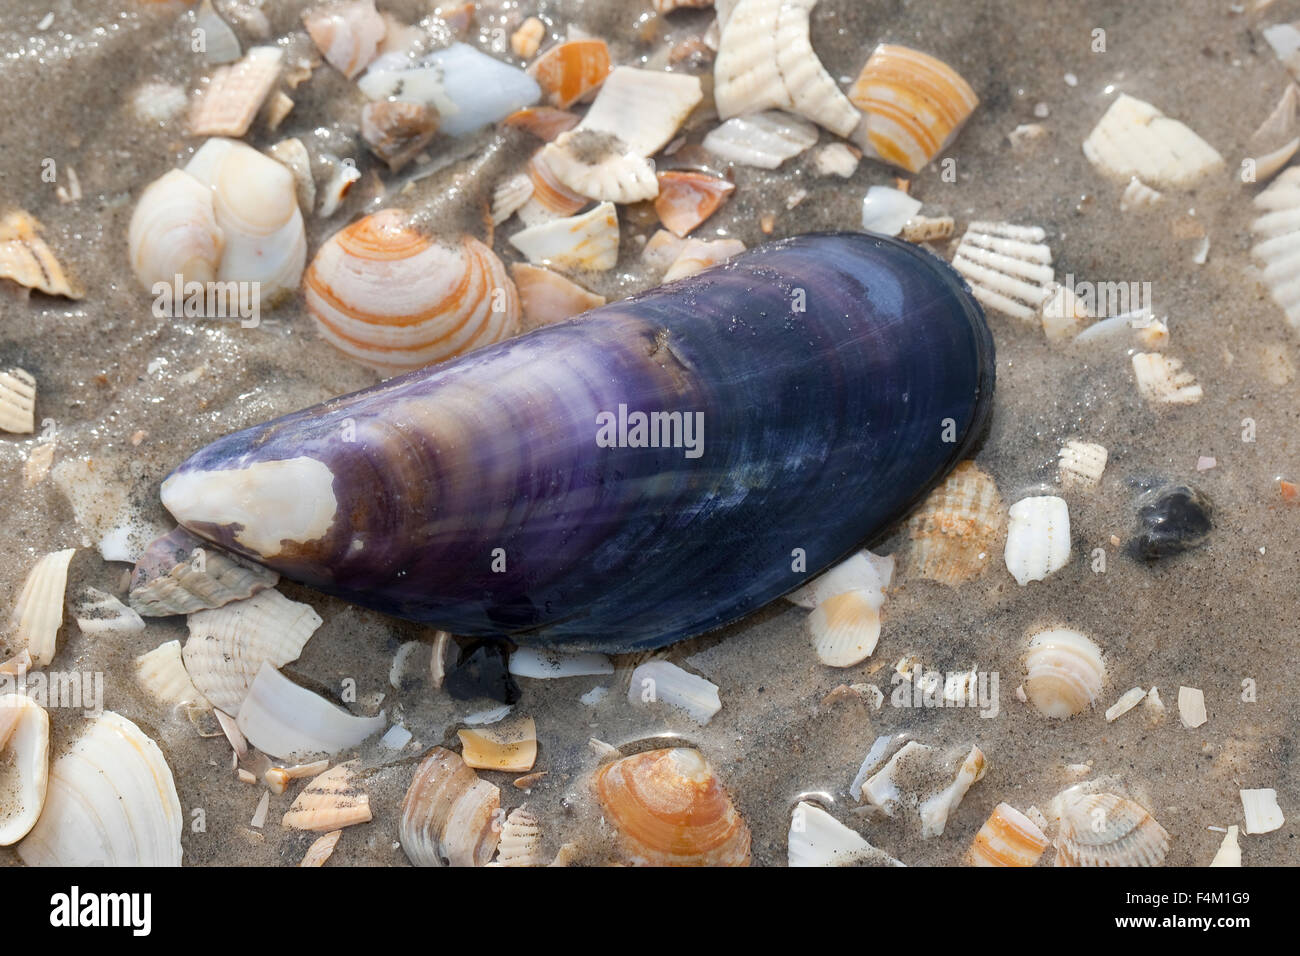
xmin=492 ymin=806 xmax=544 ymax=866
xmin=702 ymin=110 xmax=818 ymax=169
xmin=1054 ymin=790 xmax=1169 ymax=867
xmin=507 ymin=647 xmax=613 ymax=679
xmin=0 ymin=211 xmax=83 ymax=299
xmin=1210 ymin=825 xmax=1241 ymax=867
xmin=304 ymin=209 xmax=521 ymax=374
xmin=73 ymin=587 xmax=145 ymax=637
xmin=509 ymin=201 xmax=620 ymax=271
xmin=1240 ymin=788 xmax=1284 ymax=834
xmin=492 ymin=173 xmax=534 ymax=225
xmin=17 ymin=711 xmax=183 ymax=866
xmin=523 ymin=151 xmax=588 ymax=221
xmin=967 ymin=802 xmax=1049 ymax=867
xmin=1082 ymin=93 xmax=1224 ymax=188
xmin=662 ymin=237 xmax=746 ymax=281
xmin=1120 ymin=176 xmax=1163 ymax=212
xmin=189 ymin=46 xmax=283 ymax=137
xmin=300 ymin=829 xmax=342 ymax=866
xmin=907 ymin=461 xmax=1004 ymax=586
xmin=1246 ymin=84 xmax=1300 ymax=185
xmin=182 ymin=589 xmax=323 ymax=713
xmin=0 ymin=368 xmax=36 ymax=434
xmin=360 ymin=100 xmax=438 ymax=172
xmin=1105 ymin=686 xmax=1147 ymax=722
xmin=1058 ymin=440 xmax=1108 ymax=491
xmin=627 ymin=660 xmax=721 ymax=723
xmin=196 ymin=0 xmax=241 ymax=65
xmin=503 ymin=105 xmax=581 ymax=142
xmin=861 ymin=741 xmax=986 ymax=837
xmin=848 ymin=44 xmax=979 ymax=174
xmin=0 ymin=694 xmax=50 ymax=846
xmin=135 ymin=640 xmax=210 ymax=709
xmin=952 ymin=222 xmax=1054 ymax=322
xmin=400 ymin=746 xmax=501 ymax=866
xmin=1250 ymin=166 xmax=1300 ymax=331
xmin=129 ymin=526 xmax=279 ymax=617
xmin=807 ymin=590 xmax=882 ymax=667
xmin=529 ymin=38 xmax=611 ymax=108
xmin=1024 ymin=628 xmax=1105 ymax=719
xmin=1177 ymin=686 xmax=1207 ymax=728
xmin=127 ymin=169 xmax=225 ymax=290
xmin=268 ymin=138 xmax=316 ymax=213
xmin=281 ymin=763 xmax=372 ymax=831
xmin=788 ymin=801 xmax=904 ymax=867
xmin=235 ymin=662 xmax=385 ymax=760
xmin=655 ymin=170 xmax=735 ymax=237
xmin=457 ymin=717 xmax=538 ymax=772
xmin=302 ymin=0 xmax=386 ymax=80
xmin=10 ymin=548 xmax=75 ymax=668
xmin=1004 ymin=495 xmax=1071 ymax=585
xmin=1131 ymin=353 xmax=1203 ymax=404
xmin=898 ymin=214 xmax=955 ymax=244
xmin=860 ymin=185 xmax=922 ymax=236
xmin=511 ymin=263 xmax=605 ymax=329
xmin=594 ymin=748 xmax=751 ymax=866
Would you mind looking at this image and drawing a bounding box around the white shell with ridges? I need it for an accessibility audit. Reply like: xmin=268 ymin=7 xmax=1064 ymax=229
xmin=1240 ymin=788 xmax=1284 ymax=834
xmin=235 ymin=661 xmax=385 ymax=760
xmin=1132 ymin=352 xmax=1203 ymax=404
xmin=492 ymin=806 xmax=544 ymax=866
xmin=281 ymin=763 xmax=372 ymax=831
xmin=952 ymin=222 xmax=1054 ymax=322
xmin=73 ymin=587 xmax=145 ymax=637
xmin=10 ymin=548 xmax=75 ymax=668
xmin=1004 ymin=495 xmax=1071 ymax=585
xmin=702 ymin=110 xmax=819 ymax=169
xmin=1083 ymin=93 xmax=1224 ymax=188
xmin=1054 ymin=790 xmax=1169 ymax=866
xmin=787 ymin=550 xmax=893 ymax=609
xmin=189 ymin=46 xmax=283 ymax=138
xmin=136 ymin=640 xmax=210 ymax=709
xmin=1024 ymin=628 xmax=1105 ymax=718
xmin=0 ymin=367 xmax=36 ymax=434
xmin=0 ymin=694 xmax=49 ymax=846
xmin=807 ymin=590 xmax=881 ymax=667
xmin=1058 ymin=440 xmax=1108 ymax=491
xmin=1251 ymin=167 xmax=1300 ymax=331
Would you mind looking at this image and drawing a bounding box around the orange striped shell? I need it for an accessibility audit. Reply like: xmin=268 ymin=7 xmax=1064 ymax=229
xmin=848 ymin=44 xmax=979 ymax=174
xmin=654 ymin=171 xmax=735 ymax=238
xmin=527 ymin=151 xmax=588 ymax=217
xmin=968 ymin=802 xmax=1049 ymax=867
xmin=530 ymin=39 xmax=612 ymax=108
xmin=303 ymin=210 xmax=520 ymax=375
xmin=594 ymin=748 xmax=751 ymax=866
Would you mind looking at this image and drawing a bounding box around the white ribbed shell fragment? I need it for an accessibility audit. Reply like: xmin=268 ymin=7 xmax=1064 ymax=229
xmin=1246 ymin=84 xmax=1300 ymax=185
xmin=1004 ymin=495 xmax=1071 ymax=585
xmin=952 ymin=222 xmax=1054 ymax=322
xmin=509 ymin=201 xmax=620 ymax=271
xmin=627 ymin=660 xmax=721 ymax=724
xmin=281 ymin=763 xmax=372 ymax=831
xmin=702 ymin=110 xmax=819 ymax=169
xmin=10 ymin=548 xmax=76 ymax=668
xmin=0 ymin=694 xmax=49 ymax=846
xmin=135 ymin=640 xmax=210 ymax=709
xmin=1082 ymin=93 xmax=1224 ymax=188
xmin=74 ymin=587 xmax=146 ymax=637
xmin=1132 ymin=352 xmax=1203 ymax=404
xmin=788 ymin=801 xmax=904 ymax=867
xmin=236 ymin=662 xmax=385 ymax=761
xmin=1250 ymin=167 xmax=1300 ymax=331
xmin=1058 ymin=440 xmax=1108 ymax=491
xmin=0 ymin=368 xmax=36 ymax=434
xmin=189 ymin=45 xmax=283 ymax=137
xmin=1240 ymin=788 xmax=1284 ymax=834
xmin=492 ymin=806 xmax=545 ymax=866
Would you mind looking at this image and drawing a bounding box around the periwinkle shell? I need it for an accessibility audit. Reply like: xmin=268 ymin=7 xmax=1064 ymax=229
xmin=160 ymin=233 xmax=994 ymax=650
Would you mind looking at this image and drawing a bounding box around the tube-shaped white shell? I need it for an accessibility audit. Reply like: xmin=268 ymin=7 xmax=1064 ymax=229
xmin=17 ymin=711 xmax=183 ymax=866
xmin=10 ymin=548 xmax=76 ymax=668
xmin=1024 ymin=628 xmax=1105 ymax=718
xmin=235 ymin=662 xmax=385 ymax=760
xmin=128 ymin=169 xmax=226 ymax=292
xmin=0 ymin=694 xmax=50 ymax=846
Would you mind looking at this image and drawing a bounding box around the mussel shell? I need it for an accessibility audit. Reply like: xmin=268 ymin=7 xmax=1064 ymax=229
xmin=161 ymin=233 xmax=994 ymax=650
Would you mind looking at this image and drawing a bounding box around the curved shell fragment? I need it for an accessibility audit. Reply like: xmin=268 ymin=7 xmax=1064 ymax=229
xmin=235 ymin=661 xmax=385 ymax=761
xmin=457 ymin=717 xmax=538 ymax=772
xmin=967 ymin=802 xmax=1049 ymax=867
xmin=399 ymin=746 xmax=501 ymax=867
xmin=0 ymin=211 xmax=83 ymax=299
xmin=0 ymin=694 xmax=49 ymax=846
xmin=302 ymin=1 xmax=386 ymax=80
xmin=129 ymin=526 xmax=279 ymax=617
xmin=10 ymin=548 xmax=76 ymax=668
xmin=281 ymin=762 xmax=372 ymax=831
xmin=1131 ymin=352 xmax=1203 ymax=404
xmin=952 ymin=221 xmax=1054 ymax=322
xmin=1250 ymin=166 xmax=1300 ymax=331
xmin=702 ymin=110 xmax=818 ymax=169
xmin=627 ymin=660 xmax=721 ymax=723
xmin=509 ymin=201 xmax=620 ymax=271
xmin=788 ymin=801 xmax=904 ymax=866
xmin=135 ymin=639 xmax=210 ymax=710
xmin=511 ymin=263 xmax=605 ymax=329
xmin=1082 ymin=93 xmax=1224 ymax=189
xmin=529 ymin=38 xmax=612 ymax=108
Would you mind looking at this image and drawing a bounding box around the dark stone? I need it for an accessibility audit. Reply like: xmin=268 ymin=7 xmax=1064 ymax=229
xmin=444 ymin=639 xmax=520 ymax=704
xmin=1132 ymin=485 xmax=1213 ymax=561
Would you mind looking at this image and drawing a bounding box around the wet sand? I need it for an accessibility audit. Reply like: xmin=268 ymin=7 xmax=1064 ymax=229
xmin=0 ymin=0 xmax=1297 ymax=866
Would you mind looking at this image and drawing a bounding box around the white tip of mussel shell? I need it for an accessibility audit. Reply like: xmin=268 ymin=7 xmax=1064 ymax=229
xmin=1209 ymin=825 xmax=1241 ymax=867
xmin=236 ymin=662 xmax=385 ymax=761
xmin=1240 ymin=788 xmax=1285 ymax=835
xmin=1250 ymin=166 xmax=1300 ymax=331
xmin=182 ymin=589 xmax=323 ymax=713
xmin=967 ymin=802 xmax=1049 ymax=867
xmin=787 ymin=550 xmax=894 ymax=610
xmin=508 ymin=647 xmax=614 ymax=679
xmin=788 ymin=801 xmax=905 ymax=867
xmin=17 ymin=711 xmax=183 ymax=866
xmin=10 ymin=548 xmax=76 ymax=669
xmin=128 ymin=169 xmax=225 ymax=291
xmin=457 ymin=717 xmax=538 ymax=772
xmin=1131 ymin=352 xmax=1203 ymax=404
xmin=491 ymin=805 xmax=545 ymax=866
xmin=952 ymin=221 xmax=1054 ymax=323
xmin=1082 ymin=93 xmax=1224 ymax=189
xmin=860 ymin=186 xmax=922 ymax=236
xmin=0 ymin=210 xmax=83 ymax=299
xmin=1004 ymin=495 xmax=1071 ymax=585
xmin=1058 ymin=440 xmax=1108 ymax=492
xmin=661 ymin=237 xmax=746 ymax=282
xmin=1054 ymin=789 xmax=1170 ymax=867
xmin=702 ymin=110 xmax=819 ymax=169
xmin=400 ymin=746 xmax=501 ymax=867
xmin=281 ymin=762 xmax=372 ymax=831
xmin=627 ymin=660 xmax=721 ymax=724
xmin=806 ymin=590 xmax=882 ymax=667
xmin=136 ymin=639 xmax=211 ymax=710
xmin=188 ymin=46 xmax=283 ymax=138
xmin=74 ymin=586 xmax=146 ymax=637
xmin=510 ymin=201 xmax=620 ymax=271
xmin=907 ymin=461 xmax=1005 ymax=587
xmin=1024 ymin=627 xmax=1105 ymax=719
xmin=303 ymin=0 xmax=386 ymax=80
xmin=0 ymin=694 xmax=50 ymax=846
xmin=0 ymin=367 xmax=37 ymax=434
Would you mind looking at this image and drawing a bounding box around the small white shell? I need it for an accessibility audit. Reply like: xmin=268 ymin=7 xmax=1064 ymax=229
xmin=281 ymin=762 xmax=372 ymax=831
xmin=627 ymin=660 xmax=721 ymax=724
xmin=807 ymin=590 xmax=881 ymax=667
xmin=302 ymin=0 xmax=386 ymax=79
xmin=1104 ymin=686 xmax=1147 ymax=722
xmin=1209 ymin=825 xmax=1241 ymax=867
xmin=1054 ymin=789 xmax=1169 ymax=867
xmin=1120 ymin=176 xmax=1163 ymax=212
xmin=1177 ymin=685 xmax=1207 ymax=728
xmin=1082 ymin=93 xmax=1224 ymax=188
xmin=9 ymin=548 xmax=75 ymax=668
xmin=1250 ymin=166 xmax=1300 ymax=331
xmin=0 ymin=694 xmax=50 ymax=846
xmin=0 ymin=368 xmax=36 ymax=434
xmin=1040 ymin=281 xmax=1092 ymax=341
xmin=183 ymin=589 xmax=322 ymax=713
xmin=17 ymin=711 xmax=183 ymax=866
xmin=860 ymin=186 xmax=922 ymax=236
xmin=1240 ymin=788 xmax=1284 ymax=834
xmin=788 ymin=801 xmax=904 ymax=867
xmin=189 ymin=45 xmax=283 ymax=137
xmin=1058 ymin=440 xmax=1108 ymax=491
xmin=1131 ymin=352 xmax=1203 ymax=404
xmin=492 ymin=806 xmax=545 ymax=866
xmin=135 ymin=640 xmax=210 ymax=709
xmin=702 ymin=110 xmax=819 ymax=169
xmin=1024 ymin=628 xmax=1105 ymax=719
xmin=509 ymin=201 xmax=620 ymax=271
xmin=1004 ymin=495 xmax=1071 ymax=585
xmin=74 ymin=587 xmax=146 ymax=637
xmin=787 ymin=550 xmax=893 ymax=610
xmin=235 ymin=661 xmax=385 ymax=761
xmin=662 ymin=237 xmax=746 ymax=281
xmin=128 ymin=170 xmax=228 ymax=291
xmin=952 ymin=222 xmax=1054 ymax=322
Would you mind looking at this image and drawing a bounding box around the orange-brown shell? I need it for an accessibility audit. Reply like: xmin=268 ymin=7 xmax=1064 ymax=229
xmin=503 ymin=106 xmax=581 ymax=142
xmin=906 ymin=460 xmax=1004 ymax=586
xmin=654 ymin=171 xmax=735 ymax=238
xmin=967 ymin=802 xmax=1049 ymax=867
xmin=530 ymin=39 xmax=612 ymax=108
xmin=303 ymin=209 xmax=520 ymax=375
xmin=593 ymin=748 xmax=751 ymax=866
xmin=527 ymin=151 xmax=588 ymax=217
xmin=511 ymin=263 xmax=605 ymax=330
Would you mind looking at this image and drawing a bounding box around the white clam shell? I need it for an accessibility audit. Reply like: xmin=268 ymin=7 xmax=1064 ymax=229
xmin=0 ymin=694 xmax=50 ymax=846
xmin=952 ymin=222 xmax=1054 ymax=323
xmin=788 ymin=801 xmax=904 ymax=867
xmin=627 ymin=660 xmax=721 ymax=724
xmin=10 ymin=548 xmax=75 ymax=668
xmin=510 ymin=201 xmax=620 ymax=271
xmin=1083 ymin=93 xmax=1224 ymax=189
xmin=1004 ymin=495 xmax=1071 ymax=585
xmin=702 ymin=110 xmax=819 ymax=169
xmin=17 ymin=711 xmax=183 ymax=866
xmin=1024 ymin=627 xmax=1105 ymax=718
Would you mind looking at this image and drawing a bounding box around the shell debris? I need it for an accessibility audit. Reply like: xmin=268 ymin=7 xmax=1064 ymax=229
xmin=135 ymin=640 xmax=211 ymax=710
xmin=9 ymin=548 xmax=76 ymax=668
xmin=399 ymin=746 xmax=501 ymax=867
xmin=299 ymin=829 xmax=343 ymax=867
xmin=788 ymin=801 xmax=904 ymax=867
xmin=1209 ymin=825 xmax=1241 ymax=867
xmin=360 ymin=100 xmax=438 ymax=172
xmin=129 ymin=526 xmax=279 ymax=617
xmin=813 ymin=142 xmax=860 ymax=178
xmin=702 ymin=110 xmax=819 ymax=169
xmin=1082 ymin=93 xmax=1224 ymax=188
xmin=268 ymin=138 xmax=316 ymax=213
xmin=1004 ymin=495 xmax=1071 ymax=585
xmin=491 ymin=805 xmax=545 ymax=866
xmin=1104 ymin=686 xmax=1148 ymax=722
xmin=302 ymin=0 xmax=386 ymax=80
xmin=1250 ymin=166 xmax=1300 ymax=331
xmin=1058 ymin=440 xmax=1108 ymax=491
xmin=898 ymin=215 xmax=955 ymax=244
xmin=627 ymin=659 xmax=722 ymax=723
xmin=457 ymin=717 xmax=538 ymax=772
xmin=1177 ymin=685 xmax=1208 ymax=728
xmin=235 ymin=662 xmax=385 ymax=760
xmin=1120 ymin=176 xmax=1164 ymax=212
xmin=1132 ymin=352 xmax=1204 ymax=405
xmin=951 ymin=221 xmax=1054 ymax=323
xmin=967 ymin=802 xmax=1049 ymax=867
xmin=0 ymin=368 xmax=36 ymax=434
xmin=509 ymin=201 xmax=620 ymax=271
xmin=860 ymin=185 xmax=922 ymax=237
xmin=1246 ymin=84 xmax=1300 ymax=185
xmin=906 ymin=460 xmax=1005 ymax=586
xmin=655 ymin=170 xmax=735 ymax=238
xmin=281 ymin=763 xmax=372 ymax=831
xmin=188 ymin=46 xmax=284 ymax=137
xmin=860 ymin=741 xmax=987 ymax=838
xmin=0 ymin=210 xmax=83 ymax=299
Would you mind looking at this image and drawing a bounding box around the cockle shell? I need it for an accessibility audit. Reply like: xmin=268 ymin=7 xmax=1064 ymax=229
xmin=807 ymin=590 xmax=882 ymax=667
xmin=303 ymin=1 xmax=386 ymax=80
xmin=967 ymin=802 xmax=1049 ymax=867
xmin=787 ymin=550 xmax=893 ymax=610
xmin=360 ymin=100 xmax=438 ymax=172
xmin=847 ymin=44 xmax=978 ymax=174
xmin=129 ymin=526 xmax=279 ymax=616
xmin=702 ymin=110 xmax=819 ymax=169
xmin=529 ymin=38 xmax=611 ymax=108
xmin=128 ymin=169 xmax=225 ymax=290
xmin=1054 ymin=790 xmax=1169 ymax=867
xmin=189 ymin=46 xmax=283 ymax=137
xmin=161 ymin=234 xmax=995 ymax=651
xmin=511 ymin=263 xmax=605 ymax=329
xmin=281 ymin=763 xmax=372 ymax=831
xmin=17 ymin=711 xmax=183 ymax=866
xmin=1250 ymin=166 xmax=1300 ymax=331
xmin=0 ymin=368 xmax=36 ymax=434
xmin=907 ymin=461 xmax=1004 ymax=586
xmin=0 ymin=694 xmax=49 ymax=846
xmin=509 ymin=201 xmax=620 ymax=271
xmin=0 ymin=211 xmax=82 ymax=299
xmin=1004 ymin=495 xmax=1071 ymax=585
xmin=182 ymin=589 xmax=323 ymax=713
xmin=714 ymin=0 xmax=860 ymax=137
xmin=492 ymin=806 xmax=544 ymax=866
xmin=655 ymin=170 xmax=735 ymax=237
xmin=1082 ymin=93 xmax=1224 ymax=189
xmin=1024 ymin=628 xmax=1105 ymax=719
xmin=304 ymin=209 xmax=521 ymax=374
xmin=594 ymin=748 xmax=752 ymax=866
xmin=952 ymin=222 xmax=1054 ymax=323
xmin=788 ymin=801 xmax=905 ymax=867
xmin=182 ymin=137 xmax=307 ymax=301
xmin=400 ymin=746 xmax=501 ymax=867
xmin=9 ymin=548 xmax=75 ymax=668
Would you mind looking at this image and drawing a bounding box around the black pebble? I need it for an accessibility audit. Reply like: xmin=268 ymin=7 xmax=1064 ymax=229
xmin=444 ymin=639 xmax=520 ymax=704
xmin=1132 ymin=485 xmax=1213 ymax=561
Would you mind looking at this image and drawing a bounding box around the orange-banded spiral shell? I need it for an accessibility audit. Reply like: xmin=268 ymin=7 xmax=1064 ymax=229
xmin=593 ymin=748 xmax=751 ymax=866
xmin=1055 ymin=790 xmax=1170 ymax=867
xmin=848 ymin=44 xmax=979 ymax=174
xmin=968 ymin=802 xmax=1049 ymax=867
xmin=304 ymin=209 xmax=521 ymax=375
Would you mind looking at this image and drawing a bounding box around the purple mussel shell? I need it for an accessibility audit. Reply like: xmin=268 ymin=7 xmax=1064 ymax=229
xmin=160 ymin=233 xmax=994 ymax=650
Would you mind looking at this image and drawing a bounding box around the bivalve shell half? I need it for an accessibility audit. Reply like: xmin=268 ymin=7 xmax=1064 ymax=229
xmin=952 ymin=222 xmax=1054 ymax=322
xmin=655 ymin=171 xmax=735 ymax=238
xmin=0 ymin=211 xmax=83 ymax=299
xmin=281 ymin=762 xmax=372 ymax=831
xmin=1024 ymin=628 xmax=1105 ymax=719
xmin=9 ymin=548 xmax=75 ymax=668
xmin=848 ymin=44 xmax=978 ymax=174
xmin=0 ymin=694 xmax=50 ymax=846
xmin=594 ymin=748 xmax=751 ymax=866
xmin=129 ymin=526 xmax=279 ymax=616
xmin=305 ymin=209 xmax=521 ymax=374
xmin=1054 ymin=790 xmax=1170 ymax=867
xmin=807 ymin=590 xmax=882 ymax=667
xmin=530 ymin=38 xmax=612 ymax=108
xmin=16 ymin=711 xmax=183 ymax=866
xmin=1083 ymin=93 xmax=1224 ymax=189
xmin=906 ymin=461 xmax=1004 ymax=586
xmin=0 ymin=368 xmax=37 ymax=434
xmin=399 ymin=746 xmax=501 ymax=867
xmin=128 ymin=168 xmax=225 ymax=290
xmin=303 ymin=0 xmax=386 ymax=80
xmin=967 ymin=802 xmax=1049 ymax=867
xmin=787 ymin=550 xmax=893 ymax=610
xmin=1004 ymin=495 xmax=1071 ymax=585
